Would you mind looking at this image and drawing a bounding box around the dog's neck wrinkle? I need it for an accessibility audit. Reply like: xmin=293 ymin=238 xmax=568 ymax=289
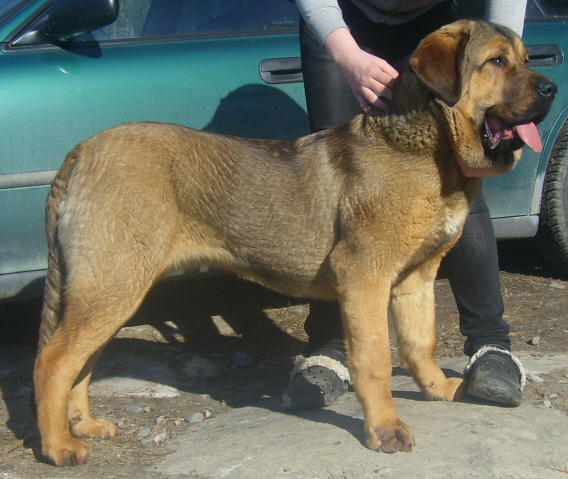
xmin=361 ymin=69 xmax=450 ymax=154
xmin=365 ymin=101 xmax=445 ymax=155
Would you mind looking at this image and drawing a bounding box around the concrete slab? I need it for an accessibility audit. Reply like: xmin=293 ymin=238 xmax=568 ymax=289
xmin=156 ymin=355 xmax=568 ymax=479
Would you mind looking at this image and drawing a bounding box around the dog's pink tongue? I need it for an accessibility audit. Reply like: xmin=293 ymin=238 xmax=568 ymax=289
xmin=517 ymin=122 xmax=542 ymax=153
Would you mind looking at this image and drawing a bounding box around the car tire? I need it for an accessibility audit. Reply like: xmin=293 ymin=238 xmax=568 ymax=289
xmin=538 ymin=120 xmax=568 ymax=277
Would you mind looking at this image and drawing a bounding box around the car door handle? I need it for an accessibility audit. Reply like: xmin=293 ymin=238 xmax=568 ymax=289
xmin=259 ymin=57 xmax=303 ymax=84
xmin=526 ymin=44 xmax=563 ymax=67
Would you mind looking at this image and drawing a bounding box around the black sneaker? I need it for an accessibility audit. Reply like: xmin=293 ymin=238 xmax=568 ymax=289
xmin=464 ymin=346 xmax=525 ymax=407
xmin=282 ymin=345 xmax=350 ymax=410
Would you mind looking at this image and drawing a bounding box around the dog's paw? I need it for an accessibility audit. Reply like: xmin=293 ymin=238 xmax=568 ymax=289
xmin=423 ymin=377 xmax=466 ymax=401
xmin=42 ymin=437 xmax=90 ymax=466
xmin=70 ymin=416 xmax=118 ymax=439
xmin=365 ymin=421 xmax=415 ymax=453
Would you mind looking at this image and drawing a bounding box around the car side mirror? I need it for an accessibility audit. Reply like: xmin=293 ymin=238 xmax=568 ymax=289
xmin=45 ymin=0 xmax=119 ymax=42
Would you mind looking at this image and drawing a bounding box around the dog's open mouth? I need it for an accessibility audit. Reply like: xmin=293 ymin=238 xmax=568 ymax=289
xmin=483 ymin=115 xmax=543 ymax=153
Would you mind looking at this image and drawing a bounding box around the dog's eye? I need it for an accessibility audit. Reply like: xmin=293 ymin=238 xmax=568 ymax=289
xmin=488 ymin=56 xmax=507 ymax=67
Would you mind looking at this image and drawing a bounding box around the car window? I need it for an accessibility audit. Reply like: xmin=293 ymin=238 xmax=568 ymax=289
xmin=527 ymin=0 xmax=568 ymax=20
xmin=76 ymin=0 xmax=300 ymax=42
xmin=0 ymin=0 xmax=31 ymax=21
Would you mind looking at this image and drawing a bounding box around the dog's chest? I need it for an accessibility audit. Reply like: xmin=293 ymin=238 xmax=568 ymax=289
xmin=414 ymin=201 xmax=470 ymax=265
xmin=442 ymin=204 xmax=468 ymax=238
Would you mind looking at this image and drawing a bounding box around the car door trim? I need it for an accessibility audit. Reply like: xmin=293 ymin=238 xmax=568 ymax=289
xmin=0 ymin=170 xmax=56 ymax=190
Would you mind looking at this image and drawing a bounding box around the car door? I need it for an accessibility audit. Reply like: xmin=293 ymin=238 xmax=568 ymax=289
xmin=0 ymin=0 xmax=309 ymax=298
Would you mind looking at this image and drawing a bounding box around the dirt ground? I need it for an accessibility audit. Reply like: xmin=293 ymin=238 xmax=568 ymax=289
xmin=0 ymin=238 xmax=567 ymax=478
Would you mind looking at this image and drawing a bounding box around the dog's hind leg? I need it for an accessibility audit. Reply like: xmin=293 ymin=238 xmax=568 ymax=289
xmin=390 ymin=257 xmax=466 ymax=401
xmin=34 ymin=273 xmax=159 ymax=466
xmin=67 ymin=347 xmax=117 ymax=440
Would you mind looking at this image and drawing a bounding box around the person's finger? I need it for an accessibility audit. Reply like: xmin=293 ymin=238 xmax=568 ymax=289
xmin=355 ymin=93 xmax=371 ymax=112
xmin=378 ymin=60 xmax=399 ymax=81
xmin=361 ymin=88 xmax=390 ymax=111
xmin=370 ymin=95 xmax=392 ymax=110
xmin=364 ymin=78 xmax=395 ymax=102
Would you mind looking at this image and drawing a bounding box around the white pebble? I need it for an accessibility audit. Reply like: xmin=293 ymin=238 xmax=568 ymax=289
xmin=126 ymin=406 xmax=144 ymax=413
xmin=185 ymin=412 xmax=205 ymax=424
xmin=527 ymin=373 xmax=544 ymax=383
xmin=153 ymin=433 xmax=168 ymax=444
xmin=138 ymin=426 xmax=152 ymax=437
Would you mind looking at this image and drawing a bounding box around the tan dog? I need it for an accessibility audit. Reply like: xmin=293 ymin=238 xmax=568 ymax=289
xmin=34 ymin=20 xmax=555 ymax=466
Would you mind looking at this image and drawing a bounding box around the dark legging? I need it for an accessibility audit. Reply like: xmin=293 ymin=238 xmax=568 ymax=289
xmin=300 ymin=0 xmax=511 ymax=357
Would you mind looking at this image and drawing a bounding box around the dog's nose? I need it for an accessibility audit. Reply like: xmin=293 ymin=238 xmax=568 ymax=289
xmin=537 ymin=80 xmax=557 ymax=99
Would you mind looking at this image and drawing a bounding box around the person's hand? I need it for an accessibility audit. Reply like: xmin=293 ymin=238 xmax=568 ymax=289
xmin=324 ymin=28 xmax=399 ymax=111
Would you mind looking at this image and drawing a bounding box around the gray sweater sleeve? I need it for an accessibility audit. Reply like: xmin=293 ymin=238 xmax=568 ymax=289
xmin=295 ymin=0 xmax=347 ymax=45
xmin=485 ymin=0 xmax=528 ymax=36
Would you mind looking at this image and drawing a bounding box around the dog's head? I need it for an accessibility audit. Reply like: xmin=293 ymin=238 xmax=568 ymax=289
xmin=407 ymin=20 xmax=556 ymax=173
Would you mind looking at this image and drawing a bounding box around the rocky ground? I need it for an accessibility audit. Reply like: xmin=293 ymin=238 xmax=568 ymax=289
xmin=0 ymin=238 xmax=567 ymax=477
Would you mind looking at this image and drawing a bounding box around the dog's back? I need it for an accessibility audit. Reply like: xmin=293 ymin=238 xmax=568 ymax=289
xmin=45 ymin=122 xmax=347 ymax=307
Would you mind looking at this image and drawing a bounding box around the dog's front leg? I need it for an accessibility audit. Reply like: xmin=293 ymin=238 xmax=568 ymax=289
xmin=390 ymin=257 xmax=466 ymax=401
xmin=337 ymin=272 xmax=415 ymax=453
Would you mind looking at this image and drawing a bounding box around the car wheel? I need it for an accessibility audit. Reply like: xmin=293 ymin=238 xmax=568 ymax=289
xmin=538 ymin=120 xmax=568 ymax=277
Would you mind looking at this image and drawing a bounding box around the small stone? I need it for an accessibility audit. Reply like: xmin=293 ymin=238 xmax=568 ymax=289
xmin=204 ymin=410 xmax=212 ymax=419
xmin=153 ymin=432 xmax=168 ymax=444
xmin=126 ymin=406 xmax=145 ymax=414
xmin=529 ymin=336 xmax=541 ymax=346
xmin=140 ymin=434 xmax=167 ymax=444
xmin=138 ymin=426 xmax=153 ymax=437
xmin=117 ymin=418 xmax=125 ymax=428
xmin=232 ymin=351 xmax=252 ymax=368
xmin=174 ymin=420 xmax=182 ymax=426
xmin=527 ymin=373 xmax=544 ymax=383
xmin=185 ymin=412 xmax=204 ymax=424
xmin=549 ymin=280 xmax=567 ymax=289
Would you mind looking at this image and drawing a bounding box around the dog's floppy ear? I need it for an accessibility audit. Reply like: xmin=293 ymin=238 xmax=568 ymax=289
xmin=409 ymin=20 xmax=472 ymax=106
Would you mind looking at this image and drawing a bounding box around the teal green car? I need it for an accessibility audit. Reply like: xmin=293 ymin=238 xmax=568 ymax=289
xmin=0 ymin=0 xmax=567 ymax=299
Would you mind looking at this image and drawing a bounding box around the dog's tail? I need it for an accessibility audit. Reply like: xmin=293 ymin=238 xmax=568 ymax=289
xmin=37 ymin=147 xmax=80 ymax=352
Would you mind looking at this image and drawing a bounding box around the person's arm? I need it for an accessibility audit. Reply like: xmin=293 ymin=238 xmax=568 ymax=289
xmin=323 ymin=28 xmax=399 ymax=111
xmin=296 ymin=0 xmax=399 ymax=111
xmin=485 ymin=0 xmax=528 ymax=36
